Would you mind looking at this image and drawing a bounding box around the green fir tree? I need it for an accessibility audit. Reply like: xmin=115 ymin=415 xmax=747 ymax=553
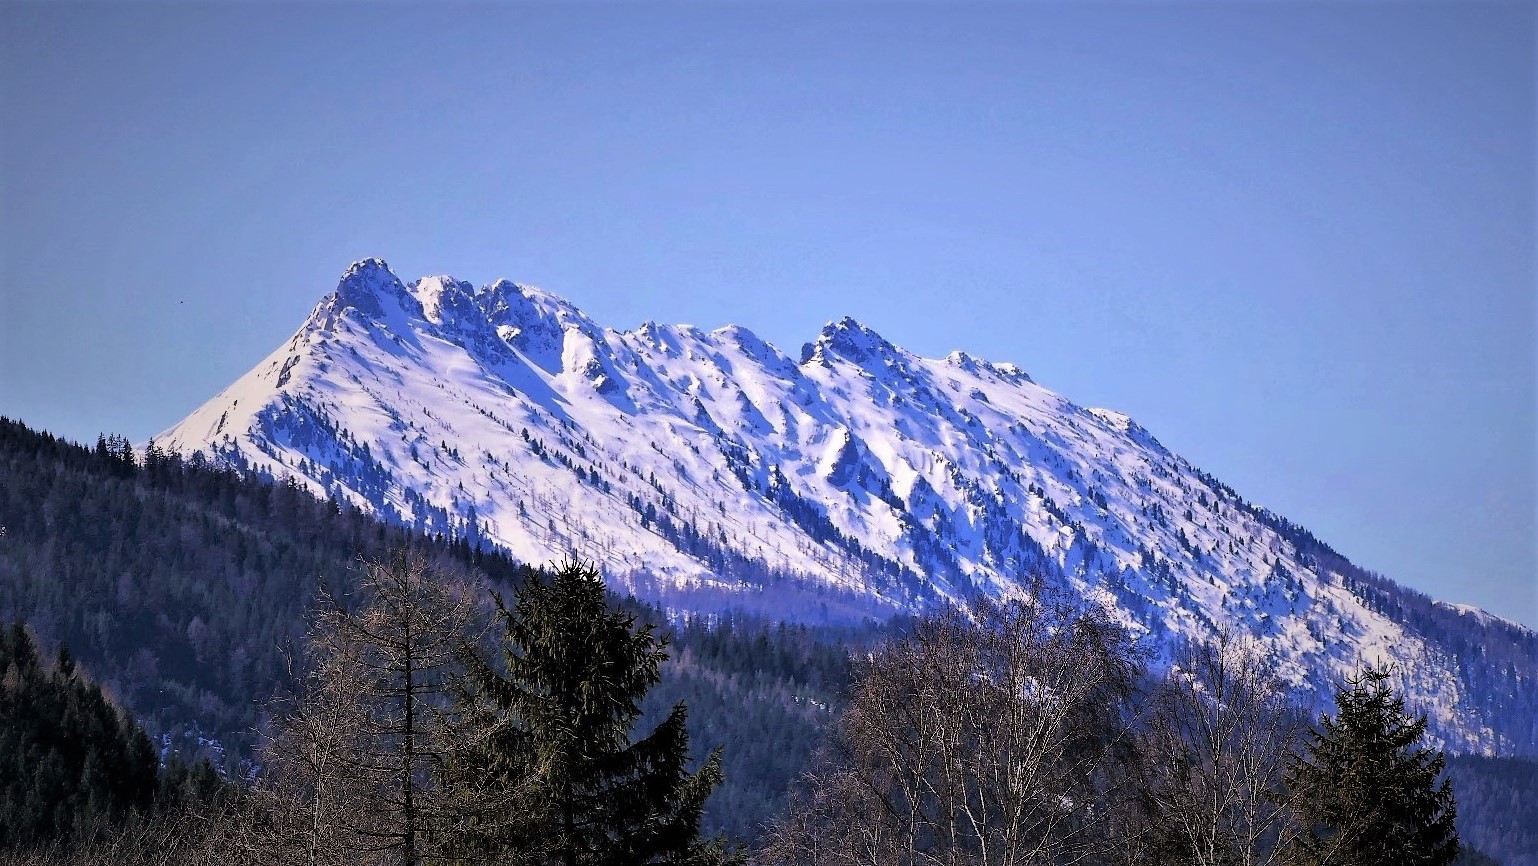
xmin=450 ymin=557 xmax=733 ymax=866
xmin=1283 ymin=665 xmax=1459 ymax=866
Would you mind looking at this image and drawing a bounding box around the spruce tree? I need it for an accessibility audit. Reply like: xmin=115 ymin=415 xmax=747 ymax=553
xmin=0 ymin=621 xmax=158 ymax=852
xmin=1283 ymin=665 xmax=1458 ymax=866
xmin=451 ymin=557 xmax=731 ymax=866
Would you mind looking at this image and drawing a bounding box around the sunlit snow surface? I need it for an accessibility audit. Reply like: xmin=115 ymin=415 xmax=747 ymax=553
xmin=158 ymin=260 xmax=1536 ymax=755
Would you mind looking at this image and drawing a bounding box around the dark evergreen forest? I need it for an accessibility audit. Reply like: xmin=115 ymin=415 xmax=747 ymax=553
xmin=1444 ymin=755 xmax=1538 ymax=866
xmin=0 ymin=417 xmax=853 ymax=844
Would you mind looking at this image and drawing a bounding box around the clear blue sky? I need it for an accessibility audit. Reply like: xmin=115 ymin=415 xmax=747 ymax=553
xmin=2 ymin=2 xmax=1533 ymax=627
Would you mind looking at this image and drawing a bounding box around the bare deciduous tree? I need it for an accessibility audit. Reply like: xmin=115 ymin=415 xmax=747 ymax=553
xmin=1 ymin=798 xmax=249 ymax=866
xmin=762 ymin=588 xmax=1144 ymax=866
xmin=238 ymin=550 xmax=487 ymax=866
xmin=1136 ymin=629 xmax=1304 ymax=866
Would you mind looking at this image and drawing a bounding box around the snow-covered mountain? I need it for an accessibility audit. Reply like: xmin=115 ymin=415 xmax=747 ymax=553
xmin=157 ymin=259 xmax=1537 ymax=755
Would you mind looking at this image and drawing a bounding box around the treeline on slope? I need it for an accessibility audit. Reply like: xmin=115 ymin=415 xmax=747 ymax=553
xmin=1186 ymin=468 xmax=1538 ymax=755
xmin=0 ymin=417 xmax=856 ymax=844
xmin=643 ymin=613 xmax=865 ymax=841
xmin=0 ymin=417 xmax=539 ymax=760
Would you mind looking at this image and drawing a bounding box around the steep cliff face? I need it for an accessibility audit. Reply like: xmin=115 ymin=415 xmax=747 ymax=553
xmin=157 ymin=259 xmax=1538 ymax=755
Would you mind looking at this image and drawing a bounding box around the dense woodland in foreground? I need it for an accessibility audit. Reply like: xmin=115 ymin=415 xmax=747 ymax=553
xmin=1 ymin=417 xmax=1535 ymax=864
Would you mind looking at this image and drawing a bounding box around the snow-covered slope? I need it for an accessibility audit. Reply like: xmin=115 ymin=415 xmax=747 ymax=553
xmin=157 ymin=259 xmax=1538 ymax=755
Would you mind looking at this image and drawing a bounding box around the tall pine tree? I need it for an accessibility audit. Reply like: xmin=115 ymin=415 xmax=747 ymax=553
xmin=1283 ymin=665 xmax=1458 ymax=866
xmin=450 ymin=557 xmax=732 ymax=866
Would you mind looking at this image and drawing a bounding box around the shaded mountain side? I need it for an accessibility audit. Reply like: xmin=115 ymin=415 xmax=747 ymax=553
xmin=0 ymin=417 xmax=853 ymax=842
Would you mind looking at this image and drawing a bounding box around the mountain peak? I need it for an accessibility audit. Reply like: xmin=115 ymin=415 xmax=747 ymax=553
xmin=334 ymin=258 xmax=410 ymax=319
xmin=338 ymin=257 xmax=403 ymax=294
xmin=945 ymin=349 xmax=982 ymax=373
xmin=478 ymin=279 xmax=592 ymax=327
xmin=804 ymin=316 xmax=897 ymax=365
xmin=151 ymin=258 xmax=1538 ymax=757
xmin=945 ymin=350 xmax=1033 ymax=383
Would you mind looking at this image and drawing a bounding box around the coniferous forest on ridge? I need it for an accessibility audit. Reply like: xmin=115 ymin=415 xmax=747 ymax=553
xmin=0 ymin=415 xmax=1534 ymax=865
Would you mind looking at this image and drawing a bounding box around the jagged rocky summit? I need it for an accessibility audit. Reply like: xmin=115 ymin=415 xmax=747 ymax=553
xmin=157 ymin=259 xmax=1538 ymax=756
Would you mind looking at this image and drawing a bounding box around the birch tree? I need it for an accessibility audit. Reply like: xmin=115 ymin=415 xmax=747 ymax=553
xmin=762 ymin=588 xmax=1144 ymax=866
xmin=1138 ymin=629 xmax=1304 ymax=866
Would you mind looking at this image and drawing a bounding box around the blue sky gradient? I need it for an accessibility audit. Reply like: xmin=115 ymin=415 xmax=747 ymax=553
xmin=2 ymin=2 xmax=1533 ymax=626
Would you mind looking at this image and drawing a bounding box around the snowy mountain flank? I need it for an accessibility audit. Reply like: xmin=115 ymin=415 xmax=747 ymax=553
xmin=157 ymin=259 xmax=1537 ymax=755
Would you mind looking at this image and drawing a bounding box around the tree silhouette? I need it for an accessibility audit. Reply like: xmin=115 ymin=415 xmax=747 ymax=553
xmin=1283 ymin=665 xmax=1458 ymax=866
xmin=451 ymin=557 xmax=731 ymax=866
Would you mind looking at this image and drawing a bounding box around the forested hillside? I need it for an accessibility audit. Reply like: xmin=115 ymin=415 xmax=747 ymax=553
xmin=1444 ymin=755 xmax=1538 ymax=866
xmin=0 ymin=417 xmax=853 ymax=842
xmin=5 ymin=415 xmax=1536 ymax=859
